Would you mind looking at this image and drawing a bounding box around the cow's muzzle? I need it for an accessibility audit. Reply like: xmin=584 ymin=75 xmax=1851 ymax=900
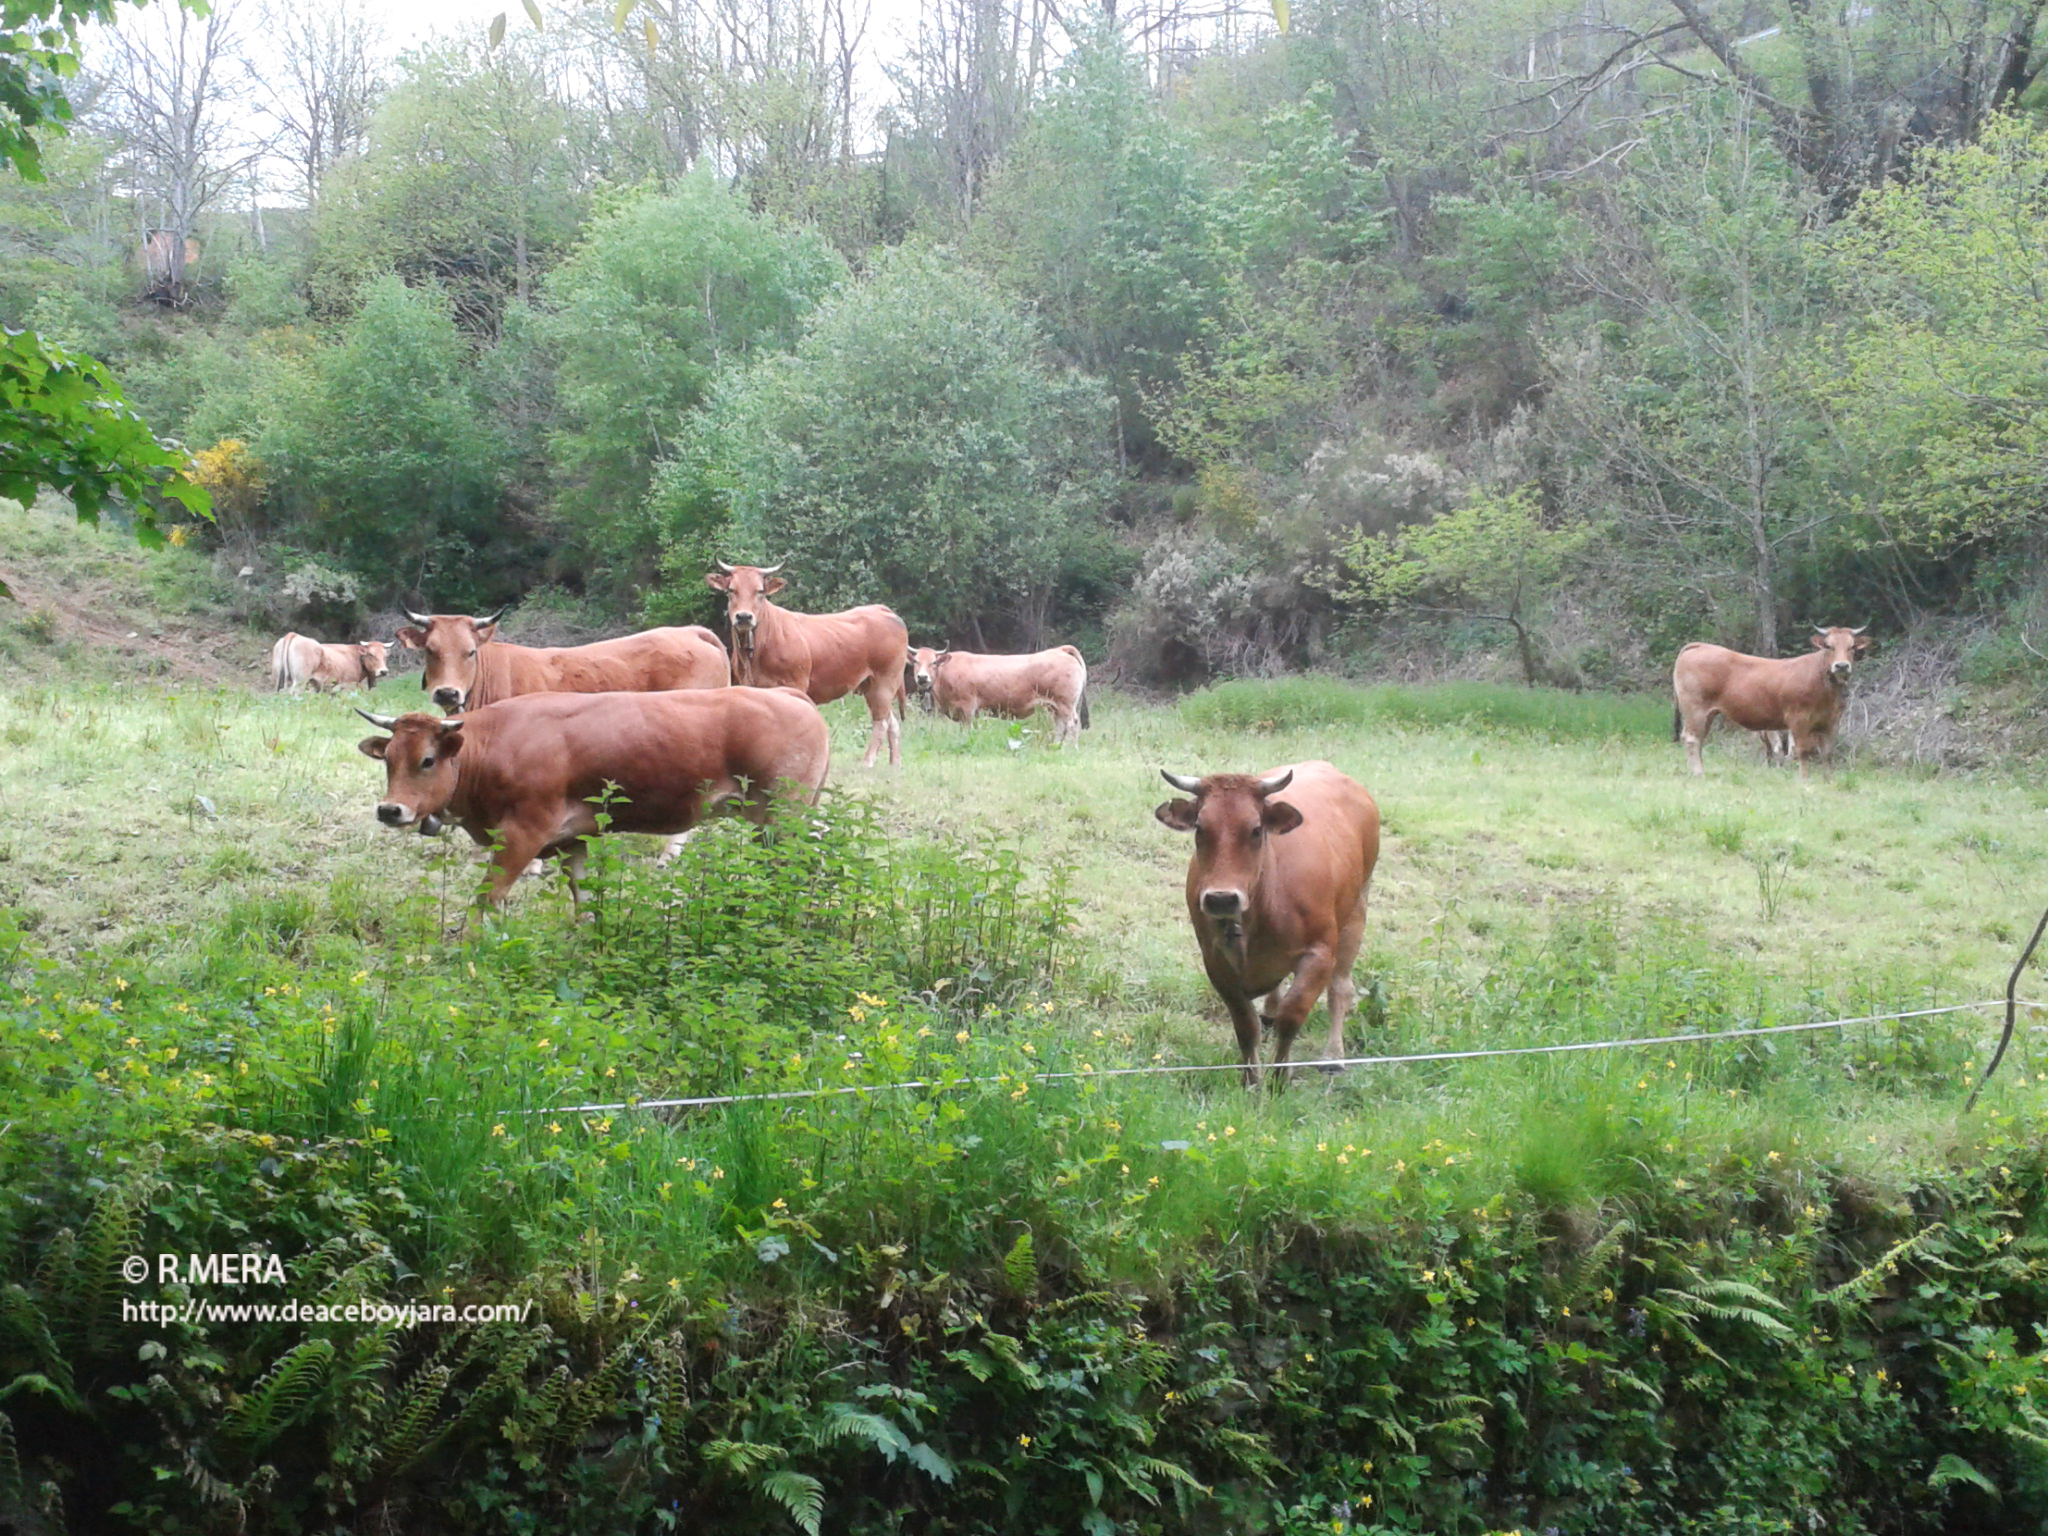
xmin=376 ymin=802 xmax=416 ymax=827
xmin=431 ymin=686 xmax=465 ymax=710
xmin=1200 ymin=888 xmax=1245 ymax=918
xmin=1830 ymin=663 xmax=1852 ymax=682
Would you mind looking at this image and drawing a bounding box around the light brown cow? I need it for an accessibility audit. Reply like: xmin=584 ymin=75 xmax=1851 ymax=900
xmin=269 ymin=633 xmax=391 ymax=693
xmin=397 ymin=607 xmax=729 ymax=714
xmin=356 ymin=687 xmax=830 ymax=908
xmin=908 ymin=645 xmax=1090 ymax=746
xmin=1153 ymin=761 xmax=1381 ymax=1088
xmin=1673 ymin=626 xmax=1876 ymax=778
xmin=705 ymin=562 xmax=909 ymax=768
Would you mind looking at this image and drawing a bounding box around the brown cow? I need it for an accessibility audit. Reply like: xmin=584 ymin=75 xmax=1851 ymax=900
xmin=1153 ymin=761 xmax=1381 ymax=1088
xmin=356 ymin=687 xmax=830 ymax=908
xmin=705 ymin=562 xmax=909 ymax=768
xmin=396 ymin=607 xmax=729 ymax=714
xmin=1673 ymin=626 xmax=1876 ymax=778
xmin=269 ymin=633 xmax=390 ymax=693
xmin=908 ymin=645 xmax=1090 ymax=746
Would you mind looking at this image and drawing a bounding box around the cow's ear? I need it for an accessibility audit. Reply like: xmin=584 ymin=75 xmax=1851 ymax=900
xmin=706 ymin=571 xmax=732 ymax=592
xmin=1155 ymin=799 xmax=1198 ymax=832
xmin=763 ymin=576 xmax=787 ymax=596
xmin=1854 ymin=634 xmax=1877 ymax=655
xmin=358 ymin=737 xmax=389 ymax=761
xmin=397 ymin=626 xmax=427 ymax=650
xmin=1809 ymin=633 xmax=1828 ymax=650
xmin=1262 ymin=799 xmax=1305 ymax=836
xmin=436 ymin=730 xmax=466 ymax=761
xmin=474 ymin=620 xmax=499 ymax=645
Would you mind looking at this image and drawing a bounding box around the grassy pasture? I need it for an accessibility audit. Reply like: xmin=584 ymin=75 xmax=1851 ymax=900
xmin=4 ymin=671 xmax=2046 ymax=1158
xmin=7 ymin=670 xmax=2048 ymax=1533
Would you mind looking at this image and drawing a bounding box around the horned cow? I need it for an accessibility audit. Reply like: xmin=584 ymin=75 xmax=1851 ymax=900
xmin=907 ymin=645 xmax=1090 ymax=746
xmin=1153 ymin=761 xmax=1381 ymax=1088
xmin=706 ymin=562 xmax=909 ymax=768
xmin=357 ymin=687 xmax=830 ymax=909
xmin=269 ymin=633 xmax=390 ymax=693
xmin=1673 ymin=626 xmax=1876 ymax=778
xmin=396 ymin=607 xmax=729 ymax=714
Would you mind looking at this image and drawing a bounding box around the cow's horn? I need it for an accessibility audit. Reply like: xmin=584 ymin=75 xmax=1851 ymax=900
xmin=436 ymin=717 xmax=465 ymax=733
xmin=1812 ymin=623 xmax=1829 ymax=636
xmin=757 ymin=560 xmax=785 ymax=576
xmin=1257 ymin=769 xmax=1295 ymax=796
xmin=716 ymin=559 xmax=736 ymax=573
xmin=1851 ymin=622 xmax=1870 ymax=635
xmin=1160 ymin=770 xmax=1203 ymax=793
xmin=402 ymin=606 xmax=434 ymax=626
xmin=473 ymin=606 xmax=505 ymax=627
xmin=355 ymin=708 xmax=398 ymax=730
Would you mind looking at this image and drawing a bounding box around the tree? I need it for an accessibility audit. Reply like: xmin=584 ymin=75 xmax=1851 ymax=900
xmin=541 ymin=173 xmax=844 ymax=593
xmin=1823 ymin=113 xmax=2048 ymax=558
xmin=973 ymin=25 xmax=1226 ymax=463
xmin=1333 ymin=483 xmax=1594 ymax=685
xmin=0 ymin=0 xmax=210 ymax=531
xmin=254 ymin=276 xmax=512 ymax=597
xmin=650 ymin=246 xmax=1113 ymax=645
xmin=1548 ymin=99 xmax=1824 ymax=655
xmin=96 ymin=0 xmax=266 ymax=305
xmin=257 ymin=0 xmax=383 ymax=207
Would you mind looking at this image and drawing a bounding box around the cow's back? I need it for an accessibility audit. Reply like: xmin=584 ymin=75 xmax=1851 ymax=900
xmin=772 ymin=604 xmax=908 ymax=705
xmin=481 ymin=627 xmax=730 ymax=705
xmin=1674 ymin=643 xmax=1833 ymax=733
xmin=461 ymin=688 xmax=827 ymax=835
xmin=1258 ymin=761 xmax=1379 ymax=927
xmin=935 ymin=646 xmax=1085 ymax=716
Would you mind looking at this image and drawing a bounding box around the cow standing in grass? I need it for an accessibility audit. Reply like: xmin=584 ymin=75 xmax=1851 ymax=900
xmin=1673 ymin=626 xmax=1875 ymax=778
xmin=398 ymin=607 xmax=729 ymax=714
xmin=356 ymin=688 xmax=830 ymax=909
xmin=1154 ymin=761 xmax=1381 ymax=1088
xmin=907 ymin=645 xmax=1090 ymax=745
xmin=706 ymin=562 xmax=909 ymax=767
xmin=269 ymin=634 xmax=391 ymax=693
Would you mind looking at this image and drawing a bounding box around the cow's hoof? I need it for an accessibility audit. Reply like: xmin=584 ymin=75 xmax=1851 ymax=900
xmin=1317 ymin=1062 xmax=1346 ymax=1076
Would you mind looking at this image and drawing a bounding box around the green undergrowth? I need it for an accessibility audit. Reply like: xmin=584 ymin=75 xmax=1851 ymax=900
xmin=4 ymin=799 xmax=2048 ymax=1534
xmin=1180 ymin=677 xmax=1673 ymax=742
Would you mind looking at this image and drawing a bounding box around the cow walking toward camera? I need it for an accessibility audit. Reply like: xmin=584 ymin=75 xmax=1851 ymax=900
xmin=1673 ymin=626 xmax=1876 ymax=778
xmin=269 ymin=633 xmax=391 ymax=693
xmin=397 ymin=607 xmax=729 ymax=714
xmin=706 ymin=562 xmax=909 ymax=767
xmin=1153 ymin=761 xmax=1380 ymax=1088
xmin=907 ymin=645 xmax=1090 ymax=745
xmin=356 ymin=687 xmax=830 ymax=909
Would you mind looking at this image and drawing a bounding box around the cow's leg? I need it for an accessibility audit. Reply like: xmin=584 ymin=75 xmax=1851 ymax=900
xmin=480 ymin=827 xmax=551 ymax=909
xmin=656 ymin=826 xmax=702 ymax=866
xmin=1679 ymin=706 xmax=1716 ymax=776
xmin=1052 ymin=702 xmax=1077 ymax=746
xmin=1219 ymin=990 xmax=1265 ymax=1090
xmin=855 ymin=680 xmax=896 ymax=768
xmin=1265 ymin=947 xmax=1337 ymax=1089
xmin=1321 ymin=895 xmax=1369 ymax=1069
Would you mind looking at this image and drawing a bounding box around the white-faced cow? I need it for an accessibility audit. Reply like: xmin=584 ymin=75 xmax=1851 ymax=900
xmin=1673 ymin=626 xmax=1876 ymax=778
xmin=907 ymin=645 xmax=1090 ymax=746
xmin=704 ymin=562 xmax=909 ymax=768
xmin=269 ymin=633 xmax=391 ymax=693
xmin=356 ymin=687 xmax=830 ymax=908
xmin=397 ymin=607 xmax=729 ymax=715
xmin=1153 ymin=761 xmax=1381 ymax=1088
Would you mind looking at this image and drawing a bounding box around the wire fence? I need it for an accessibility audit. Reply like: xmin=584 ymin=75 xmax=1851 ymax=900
xmin=514 ymin=995 xmax=2041 ymax=1119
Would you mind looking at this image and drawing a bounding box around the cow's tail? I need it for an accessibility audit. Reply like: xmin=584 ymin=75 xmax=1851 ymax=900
xmin=1078 ymin=686 xmax=1091 ymax=731
xmin=1672 ymin=703 xmax=1681 ymax=742
xmin=1061 ymin=646 xmax=1091 ymax=730
xmin=270 ymin=634 xmax=295 ymax=692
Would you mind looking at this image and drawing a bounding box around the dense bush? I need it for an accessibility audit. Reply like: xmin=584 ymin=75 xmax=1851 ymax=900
xmin=649 ymin=246 xmax=1114 ymax=646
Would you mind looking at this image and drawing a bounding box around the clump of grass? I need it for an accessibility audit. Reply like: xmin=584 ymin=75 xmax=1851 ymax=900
xmin=1180 ymin=677 xmax=1671 ymax=741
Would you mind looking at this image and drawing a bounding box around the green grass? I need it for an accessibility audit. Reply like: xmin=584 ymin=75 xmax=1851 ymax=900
xmin=6 ymin=671 xmax=2048 ymax=1532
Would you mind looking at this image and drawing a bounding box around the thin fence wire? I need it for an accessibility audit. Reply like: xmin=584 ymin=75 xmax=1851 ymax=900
xmin=510 ymin=996 xmax=2038 ymax=1119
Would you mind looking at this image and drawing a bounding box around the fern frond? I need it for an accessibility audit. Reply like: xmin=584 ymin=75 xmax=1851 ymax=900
xmin=1820 ymin=1225 xmax=1949 ymax=1312
xmin=374 ymin=1364 xmax=452 ymax=1472
xmin=0 ymin=1289 xmax=77 ymax=1409
xmin=224 ymin=1337 xmax=335 ymax=1448
xmin=812 ymin=1402 xmax=911 ymax=1461
xmin=704 ymin=1438 xmax=785 ymax=1475
xmin=758 ymin=1469 xmax=824 ymax=1535
xmin=1002 ymin=1231 xmax=1036 ymax=1296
